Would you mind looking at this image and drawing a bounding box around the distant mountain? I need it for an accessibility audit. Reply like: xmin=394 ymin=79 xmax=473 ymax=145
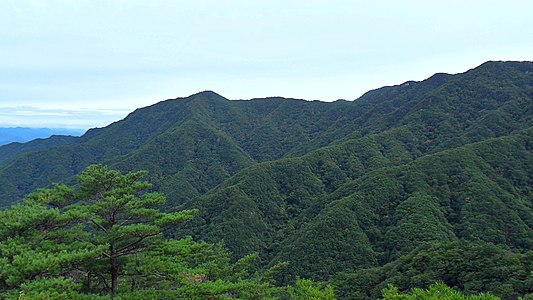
xmin=0 ymin=61 xmax=531 ymax=298
xmin=0 ymin=134 xmax=80 ymax=167
xmin=0 ymin=127 xmax=85 ymax=146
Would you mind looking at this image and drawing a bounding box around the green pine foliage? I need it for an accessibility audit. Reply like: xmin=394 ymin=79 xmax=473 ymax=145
xmin=380 ymin=282 xmax=501 ymax=300
xmin=0 ymin=165 xmax=285 ymax=299
xmin=288 ymin=278 xmax=336 ymax=300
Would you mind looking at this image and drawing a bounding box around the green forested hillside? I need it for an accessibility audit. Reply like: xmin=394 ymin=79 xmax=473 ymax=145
xmin=1 ymin=61 xmax=531 ymax=207
xmin=334 ymin=240 xmax=532 ymax=299
xmin=0 ymin=135 xmax=79 ymax=167
xmin=0 ymin=61 xmax=532 ymax=299
xmin=176 ymin=127 xmax=532 ymax=298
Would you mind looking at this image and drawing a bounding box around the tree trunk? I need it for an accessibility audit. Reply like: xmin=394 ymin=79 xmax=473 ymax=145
xmin=87 ymin=272 xmax=92 ymax=291
xmin=131 ymin=257 xmax=140 ymax=291
xmin=110 ymin=244 xmax=118 ymax=297
xmin=131 ymin=278 xmax=137 ymax=291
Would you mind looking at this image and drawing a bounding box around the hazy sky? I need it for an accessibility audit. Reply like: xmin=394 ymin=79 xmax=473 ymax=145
xmin=1 ymin=0 xmax=532 ymax=129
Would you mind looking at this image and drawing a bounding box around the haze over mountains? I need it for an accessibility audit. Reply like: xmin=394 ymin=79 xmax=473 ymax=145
xmin=0 ymin=127 xmax=85 ymax=146
xmin=0 ymin=61 xmax=532 ymax=299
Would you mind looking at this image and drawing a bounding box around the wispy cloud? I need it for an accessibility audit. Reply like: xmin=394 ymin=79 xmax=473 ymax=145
xmin=0 ymin=106 xmax=132 ymax=129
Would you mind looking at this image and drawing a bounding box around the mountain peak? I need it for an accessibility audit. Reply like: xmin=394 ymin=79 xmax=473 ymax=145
xmin=182 ymin=91 xmax=230 ymax=112
xmin=189 ymin=90 xmax=226 ymax=100
xmin=423 ymin=72 xmax=452 ymax=86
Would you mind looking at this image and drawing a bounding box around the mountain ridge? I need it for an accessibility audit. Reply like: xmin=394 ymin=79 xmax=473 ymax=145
xmin=0 ymin=127 xmax=84 ymax=146
xmin=0 ymin=61 xmax=531 ymax=205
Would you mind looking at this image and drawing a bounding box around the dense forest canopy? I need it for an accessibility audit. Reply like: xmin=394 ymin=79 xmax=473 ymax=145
xmin=0 ymin=61 xmax=532 ymax=299
xmin=0 ymin=165 xmax=518 ymax=299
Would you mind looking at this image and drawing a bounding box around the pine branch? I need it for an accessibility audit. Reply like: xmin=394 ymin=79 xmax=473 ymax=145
xmin=116 ymin=231 xmax=161 ymax=256
xmin=91 ymin=219 xmax=108 ymax=233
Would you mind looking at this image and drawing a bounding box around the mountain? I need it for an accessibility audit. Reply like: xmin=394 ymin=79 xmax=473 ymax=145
xmin=1 ymin=61 xmax=531 ymax=206
xmin=0 ymin=135 xmax=80 ymax=167
xmin=0 ymin=127 xmax=85 ymax=146
xmin=0 ymin=61 xmax=531 ymax=298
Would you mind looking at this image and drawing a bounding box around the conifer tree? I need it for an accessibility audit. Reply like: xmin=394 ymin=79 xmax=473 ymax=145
xmin=1 ymin=165 xmax=283 ymax=299
xmin=68 ymin=164 xmax=198 ymax=295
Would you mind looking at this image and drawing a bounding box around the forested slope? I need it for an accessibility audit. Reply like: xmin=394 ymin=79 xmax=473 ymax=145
xmin=1 ymin=61 xmax=531 ymax=207
xmin=179 ymin=127 xmax=532 ymax=299
xmin=0 ymin=135 xmax=79 ymax=167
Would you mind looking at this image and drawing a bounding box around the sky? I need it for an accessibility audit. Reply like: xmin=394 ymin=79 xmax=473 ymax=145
xmin=1 ymin=0 xmax=532 ymax=130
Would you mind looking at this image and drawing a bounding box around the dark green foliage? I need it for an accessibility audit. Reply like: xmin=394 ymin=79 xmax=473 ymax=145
xmin=275 ymin=200 xmax=377 ymax=281
xmin=334 ymin=241 xmax=532 ymax=300
xmin=179 ymin=128 xmax=532 ymax=299
xmin=114 ymin=118 xmax=256 ymax=205
xmin=384 ymin=193 xmax=456 ymax=258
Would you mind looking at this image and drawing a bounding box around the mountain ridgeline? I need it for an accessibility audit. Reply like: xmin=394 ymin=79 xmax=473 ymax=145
xmin=0 ymin=61 xmax=532 ymax=299
xmin=0 ymin=127 xmax=84 ymax=146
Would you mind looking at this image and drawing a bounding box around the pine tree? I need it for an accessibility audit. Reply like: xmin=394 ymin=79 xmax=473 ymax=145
xmin=1 ymin=165 xmax=283 ymax=299
xmin=69 ymin=164 xmax=197 ymax=295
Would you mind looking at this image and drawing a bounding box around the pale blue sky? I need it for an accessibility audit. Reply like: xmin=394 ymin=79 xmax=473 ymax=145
xmin=1 ymin=0 xmax=532 ymax=129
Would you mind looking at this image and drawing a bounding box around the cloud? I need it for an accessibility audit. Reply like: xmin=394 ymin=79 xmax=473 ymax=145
xmin=0 ymin=106 xmax=131 ymax=129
